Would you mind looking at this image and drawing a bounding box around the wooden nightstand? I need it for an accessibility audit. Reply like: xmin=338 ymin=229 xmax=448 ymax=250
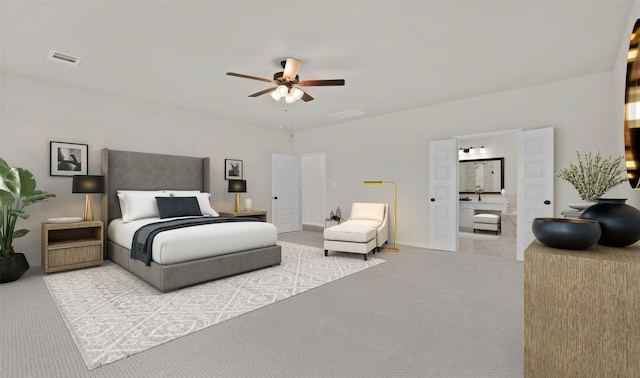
xmin=42 ymin=221 xmax=103 ymax=273
xmin=218 ymin=210 xmax=267 ymax=222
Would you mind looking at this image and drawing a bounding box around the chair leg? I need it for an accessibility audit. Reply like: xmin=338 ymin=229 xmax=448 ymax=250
xmin=364 ymin=254 xmax=368 ymax=261
xmin=324 ymin=249 xmax=328 ymax=257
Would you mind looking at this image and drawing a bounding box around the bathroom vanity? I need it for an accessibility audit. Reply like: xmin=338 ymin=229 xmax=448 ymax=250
xmin=459 ymin=200 xmax=508 ymax=229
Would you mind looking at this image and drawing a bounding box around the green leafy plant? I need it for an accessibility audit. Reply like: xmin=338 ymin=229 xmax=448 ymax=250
xmin=555 ymin=151 xmax=627 ymax=202
xmin=0 ymin=158 xmax=55 ymax=257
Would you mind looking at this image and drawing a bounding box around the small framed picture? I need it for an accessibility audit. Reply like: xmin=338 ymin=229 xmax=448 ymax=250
xmin=225 ymin=159 xmax=243 ymax=180
xmin=50 ymin=141 xmax=88 ymax=176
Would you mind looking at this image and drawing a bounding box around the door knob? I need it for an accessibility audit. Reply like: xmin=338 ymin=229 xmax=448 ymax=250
xmin=273 ymin=196 xmax=278 ymax=200
xmin=430 ymin=198 xmax=435 ymax=202
xmin=544 ymin=200 xmax=551 ymax=205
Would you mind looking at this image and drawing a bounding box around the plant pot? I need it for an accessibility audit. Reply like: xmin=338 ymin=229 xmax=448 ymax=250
xmin=579 ymin=198 xmax=640 ymax=247
xmin=0 ymin=253 xmax=30 ymax=283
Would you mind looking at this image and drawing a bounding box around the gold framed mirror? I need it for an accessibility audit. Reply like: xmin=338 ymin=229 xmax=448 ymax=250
xmin=625 ymin=19 xmax=640 ymax=189
xmin=459 ymin=157 xmax=505 ymax=194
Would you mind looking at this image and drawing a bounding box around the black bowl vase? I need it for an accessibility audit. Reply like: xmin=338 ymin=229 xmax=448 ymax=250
xmin=532 ymin=218 xmax=602 ymax=250
xmin=579 ymin=198 xmax=640 ymax=247
xmin=0 ymin=253 xmax=30 ymax=283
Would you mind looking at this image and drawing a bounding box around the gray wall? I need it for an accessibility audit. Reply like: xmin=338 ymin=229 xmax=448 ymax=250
xmin=1 ymin=74 xmax=294 ymax=265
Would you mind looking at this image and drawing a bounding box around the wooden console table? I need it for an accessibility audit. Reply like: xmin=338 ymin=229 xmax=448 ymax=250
xmin=524 ymin=240 xmax=640 ymax=377
xmin=218 ymin=210 xmax=267 ymax=222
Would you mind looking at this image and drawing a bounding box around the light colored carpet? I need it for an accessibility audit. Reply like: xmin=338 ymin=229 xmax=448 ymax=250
xmin=43 ymin=241 xmax=384 ymax=370
xmin=459 ymin=231 xmax=499 ymax=241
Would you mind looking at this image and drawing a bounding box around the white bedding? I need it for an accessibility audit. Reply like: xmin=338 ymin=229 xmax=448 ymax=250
xmin=108 ymin=217 xmax=278 ymax=265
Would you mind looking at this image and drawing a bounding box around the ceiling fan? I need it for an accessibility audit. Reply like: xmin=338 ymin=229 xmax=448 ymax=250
xmin=226 ymin=58 xmax=345 ymax=103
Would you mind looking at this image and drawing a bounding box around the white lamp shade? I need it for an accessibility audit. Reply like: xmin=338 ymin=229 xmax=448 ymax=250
xmin=276 ymin=85 xmax=288 ymax=96
xmin=270 ymin=91 xmax=282 ymax=101
xmin=284 ymin=94 xmax=296 ymax=103
xmin=291 ymin=87 xmax=304 ymax=100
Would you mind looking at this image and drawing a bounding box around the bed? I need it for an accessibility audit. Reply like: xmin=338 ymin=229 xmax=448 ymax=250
xmin=101 ymin=148 xmax=281 ymax=292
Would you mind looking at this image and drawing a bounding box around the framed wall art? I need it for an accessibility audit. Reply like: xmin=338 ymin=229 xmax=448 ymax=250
xmin=50 ymin=141 xmax=88 ymax=176
xmin=225 ymin=159 xmax=243 ymax=180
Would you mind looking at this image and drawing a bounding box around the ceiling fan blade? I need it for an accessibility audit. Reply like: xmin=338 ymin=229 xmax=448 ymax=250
xmin=298 ymin=79 xmax=345 ymax=86
xmin=283 ymin=58 xmax=302 ymax=81
xmin=226 ymin=72 xmax=275 ymax=84
xmin=248 ymin=87 xmax=276 ymax=97
xmin=301 ymin=91 xmax=314 ymax=102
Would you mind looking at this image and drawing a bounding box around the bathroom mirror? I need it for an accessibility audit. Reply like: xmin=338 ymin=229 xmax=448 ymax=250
xmin=459 ymin=157 xmax=505 ymax=194
xmin=625 ymin=18 xmax=640 ymax=189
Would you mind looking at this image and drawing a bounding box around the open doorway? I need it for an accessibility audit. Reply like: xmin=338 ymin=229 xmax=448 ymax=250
xmin=428 ymin=127 xmax=553 ymax=261
xmin=455 ymin=131 xmax=518 ymax=259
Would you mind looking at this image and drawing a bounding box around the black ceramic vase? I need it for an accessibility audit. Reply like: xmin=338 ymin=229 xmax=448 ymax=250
xmin=0 ymin=253 xmax=30 ymax=283
xmin=579 ymin=198 xmax=640 ymax=247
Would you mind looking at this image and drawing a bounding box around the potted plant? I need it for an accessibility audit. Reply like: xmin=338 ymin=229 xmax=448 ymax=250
xmin=0 ymin=158 xmax=55 ymax=283
xmin=556 ymin=151 xmax=640 ymax=247
xmin=555 ymin=151 xmax=627 ymax=203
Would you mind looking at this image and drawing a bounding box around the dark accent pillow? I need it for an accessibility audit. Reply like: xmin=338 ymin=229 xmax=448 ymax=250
xmin=155 ymin=196 xmax=202 ymax=219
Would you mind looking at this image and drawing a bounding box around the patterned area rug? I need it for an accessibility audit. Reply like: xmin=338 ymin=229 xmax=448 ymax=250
xmin=43 ymin=241 xmax=384 ymax=370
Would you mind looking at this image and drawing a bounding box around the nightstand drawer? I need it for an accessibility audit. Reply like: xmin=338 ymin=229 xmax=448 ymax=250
xmin=47 ymin=245 xmax=102 ymax=270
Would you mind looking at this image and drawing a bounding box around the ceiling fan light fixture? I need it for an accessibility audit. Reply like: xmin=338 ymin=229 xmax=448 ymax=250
xmin=291 ymin=87 xmax=304 ymax=100
xmin=270 ymin=91 xmax=282 ymax=101
xmin=227 ymin=58 xmax=345 ymax=103
xmin=276 ymin=85 xmax=288 ymax=96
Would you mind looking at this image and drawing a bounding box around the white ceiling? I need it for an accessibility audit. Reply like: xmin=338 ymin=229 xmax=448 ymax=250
xmin=1 ymin=1 xmax=633 ymax=132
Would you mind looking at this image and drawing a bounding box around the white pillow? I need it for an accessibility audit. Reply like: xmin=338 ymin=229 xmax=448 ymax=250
xmin=116 ymin=190 xmax=164 ymax=218
xmin=164 ymin=190 xmax=201 ymax=196
xmin=195 ymin=193 xmax=219 ymax=216
xmin=165 ymin=191 xmax=219 ymax=216
xmin=117 ymin=191 xmax=168 ymax=222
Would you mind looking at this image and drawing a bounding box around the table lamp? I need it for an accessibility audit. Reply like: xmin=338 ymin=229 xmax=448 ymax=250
xmin=228 ymin=179 xmax=247 ymax=212
xmin=72 ymin=175 xmax=105 ymax=221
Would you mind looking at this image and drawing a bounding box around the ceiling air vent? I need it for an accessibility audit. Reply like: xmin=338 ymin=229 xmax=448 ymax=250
xmin=47 ymin=50 xmax=81 ymax=67
xmin=329 ymin=109 xmax=366 ymax=120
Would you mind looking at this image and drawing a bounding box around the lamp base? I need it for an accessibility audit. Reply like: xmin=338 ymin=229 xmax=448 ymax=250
xmin=380 ymin=246 xmax=399 ymax=253
xmin=84 ymin=194 xmax=94 ymax=222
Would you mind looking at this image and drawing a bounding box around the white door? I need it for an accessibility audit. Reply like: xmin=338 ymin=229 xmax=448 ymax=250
xmin=272 ymin=153 xmax=301 ymax=233
xmin=516 ymin=127 xmax=554 ymax=261
xmin=428 ymin=138 xmax=458 ymax=251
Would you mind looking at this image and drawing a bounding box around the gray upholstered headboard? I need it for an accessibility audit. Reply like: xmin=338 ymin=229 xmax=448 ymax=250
xmin=101 ymin=149 xmax=211 ymax=225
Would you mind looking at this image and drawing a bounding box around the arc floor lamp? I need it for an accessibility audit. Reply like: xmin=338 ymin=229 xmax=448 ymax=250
xmin=363 ymin=181 xmax=398 ymax=252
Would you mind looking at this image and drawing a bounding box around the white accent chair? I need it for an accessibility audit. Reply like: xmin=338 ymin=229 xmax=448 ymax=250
xmin=324 ymin=203 xmax=389 ymax=260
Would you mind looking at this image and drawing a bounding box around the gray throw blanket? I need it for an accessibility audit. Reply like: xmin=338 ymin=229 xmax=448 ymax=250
xmin=131 ymin=216 xmax=261 ymax=266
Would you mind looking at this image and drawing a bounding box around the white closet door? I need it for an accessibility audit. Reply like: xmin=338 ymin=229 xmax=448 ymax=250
xmin=516 ymin=127 xmax=554 ymax=261
xmin=272 ymin=153 xmax=301 ymax=233
xmin=428 ymin=138 xmax=458 ymax=252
